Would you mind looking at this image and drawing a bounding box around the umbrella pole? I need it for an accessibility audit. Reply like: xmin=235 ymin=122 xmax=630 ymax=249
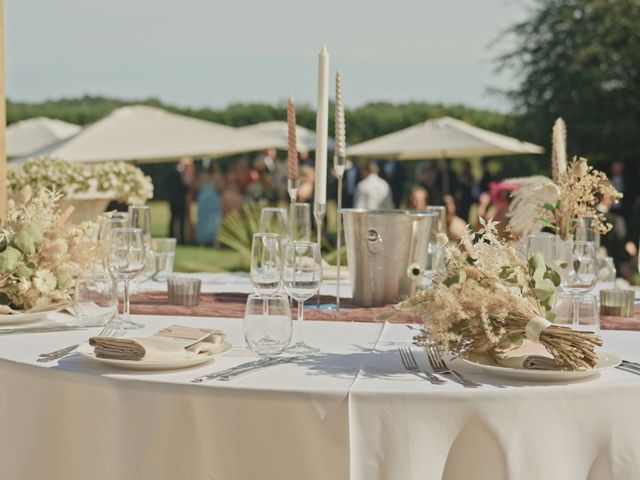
xmin=0 ymin=0 xmax=6 ymax=220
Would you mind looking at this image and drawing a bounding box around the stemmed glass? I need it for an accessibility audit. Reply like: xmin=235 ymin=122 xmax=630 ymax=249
xmin=557 ymin=240 xmax=598 ymax=328
xmin=98 ymin=212 xmax=129 ymax=268
xmin=259 ymin=208 xmax=289 ymax=243
xmin=128 ymin=205 xmax=153 ymax=281
xmin=289 ymin=203 xmax=312 ymax=241
xmin=106 ymin=227 xmax=146 ymax=329
xmin=250 ymin=233 xmax=282 ymax=297
xmin=283 ymin=241 xmax=321 ymax=354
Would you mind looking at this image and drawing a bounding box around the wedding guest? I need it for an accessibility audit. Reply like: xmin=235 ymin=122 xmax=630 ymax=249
xmin=167 ymin=157 xmax=194 ymax=244
xmin=298 ymin=165 xmax=315 ymax=203
xmin=478 ymin=158 xmax=494 ymax=195
xmin=379 ymin=159 xmax=406 ymax=208
xmin=195 ymin=161 xmax=223 ymax=246
xmin=222 ymin=171 xmax=244 ymax=216
xmin=354 ymin=161 xmax=393 ymax=210
xmin=456 ymin=161 xmax=474 ymax=222
xmin=408 ymin=185 xmax=429 ymax=210
xmin=343 ymin=160 xmax=360 ymax=208
xmin=598 ymin=194 xmax=628 ymax=272
xmin=443 ymin=194 xmax=467 ymax=242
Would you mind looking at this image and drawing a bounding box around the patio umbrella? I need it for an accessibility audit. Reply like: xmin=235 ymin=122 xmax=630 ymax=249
xmin=7 ymin=117 xmax=81 ymax=158
xmin=19 ymin=105 xmax=279 ymax=164
xmin=347 ymin=116 xmax=544 ymax=159
xmin=347 ymin=116 xmax=544 ymax=193
xmin=238 ymin=121 xmax=335 ymax=152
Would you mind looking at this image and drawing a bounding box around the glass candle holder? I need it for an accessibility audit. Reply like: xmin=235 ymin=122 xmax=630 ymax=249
xmin=600 ymin=289 xmax=635 ymax=317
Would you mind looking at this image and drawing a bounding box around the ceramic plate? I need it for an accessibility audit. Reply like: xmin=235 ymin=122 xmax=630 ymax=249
xmin=458 ymin=351 xmax=621 ymax=382
xmin=76 ymin=341 xmax=232 ymax=371
xmin=0 ymin=307 xmax=63 ymax=326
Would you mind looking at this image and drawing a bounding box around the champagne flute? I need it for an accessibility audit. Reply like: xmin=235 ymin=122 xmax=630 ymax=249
xmin=250 ymin=233 xmax=282 ymax=297
xmin=558 ymin=240 xmax=598 ymax=328
xmin=283 ymin=241 xmax=321 ymax=354
xmin=106 ymin=227 xmax=146 ymax=329
xmin=128 ymin=205 xmax=153 ymax=281
xmin=289 ymin=203 xmax=312 ymax=241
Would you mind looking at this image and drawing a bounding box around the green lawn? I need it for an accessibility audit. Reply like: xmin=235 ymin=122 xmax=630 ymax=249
xmin=147 ymin=200 xmax=246 ymax=273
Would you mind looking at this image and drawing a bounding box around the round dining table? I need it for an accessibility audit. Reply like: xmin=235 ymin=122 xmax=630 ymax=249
xmin=1 ymin=273 xmax=639 ymax=480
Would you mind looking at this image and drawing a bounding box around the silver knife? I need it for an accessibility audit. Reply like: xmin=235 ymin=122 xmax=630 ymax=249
xmin=217 ymin=356 xmax=299 ymax=381
xmin=191 ymin=357 xmax=274 ymax=383
xmin=0 ymin=325 xmax=88 ymax=335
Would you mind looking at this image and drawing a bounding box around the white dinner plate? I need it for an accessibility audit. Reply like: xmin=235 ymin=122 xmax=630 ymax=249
xmin=458 ymin=351 xmax=621 ymax=382
xmin=0 ymin=307 xmax=63 ymax=326
xmin=76 ymin=342 xmax=232 ymax=371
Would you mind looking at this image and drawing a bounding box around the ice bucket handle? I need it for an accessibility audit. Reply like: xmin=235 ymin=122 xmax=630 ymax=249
xmin=366 ymin=228 xmax=383 ymax=255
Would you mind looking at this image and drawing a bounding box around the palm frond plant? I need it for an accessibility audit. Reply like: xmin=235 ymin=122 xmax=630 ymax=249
xmin=217 ymin=204 xmax=262 ymax=269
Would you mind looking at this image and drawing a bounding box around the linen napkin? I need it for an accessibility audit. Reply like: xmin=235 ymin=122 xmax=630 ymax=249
xmin=495 ymin=340 xmax=567 ymax=370
xmin=90 ymin=325 xmax=225 ymax=361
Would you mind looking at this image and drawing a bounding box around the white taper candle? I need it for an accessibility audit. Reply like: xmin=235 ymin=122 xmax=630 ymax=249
xmin=314 ymin=45 xmax=329 ymax=205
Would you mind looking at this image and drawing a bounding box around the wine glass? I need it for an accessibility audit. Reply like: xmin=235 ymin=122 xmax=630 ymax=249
xmin=106 ymin=227 xmax=146 ymax=329
xmin=128 ymin=205 xmax=153 ymax=281
xmin=259 ymin=208 xmax=289 ymax=243
xmin=289 ymin=203 xmax=312 ymax=241
xmin=557 ymin=240 xmax=598 ymax=328
xmin=250 ymin=233 xmax=282 ymax=297
xmin=575 ymin=216 xmax=601 ymax=255
xmin=283 ymin=241 xmax=321 ymax=354
xmin=73 ymin=270 xmax=118 ymax=327
xmin=98 ymin=213 xmax=129 ymax=268
xmin=244 ymin=294 xmax=292 ymax=356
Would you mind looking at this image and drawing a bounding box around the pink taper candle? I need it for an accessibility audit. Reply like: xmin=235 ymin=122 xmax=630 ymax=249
xmin=287 ymin=95 xmax=298 ymax=181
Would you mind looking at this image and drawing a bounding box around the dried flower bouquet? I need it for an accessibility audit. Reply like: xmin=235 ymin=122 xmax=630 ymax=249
xmin=386 ymin=220 xmax=602 ymax=370
xmin=0 ymin=187 xmax=96 ymax=313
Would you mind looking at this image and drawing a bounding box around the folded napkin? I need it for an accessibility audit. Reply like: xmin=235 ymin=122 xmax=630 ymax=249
xmin=90 ymin=325 xmax=225 ymax=361
xmin=495 ymin=340 xmax=567 ymax=370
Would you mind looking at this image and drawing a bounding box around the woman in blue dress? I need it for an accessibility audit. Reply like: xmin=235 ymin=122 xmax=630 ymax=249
xmin=195 ymin=161 xmax=222 ymax=246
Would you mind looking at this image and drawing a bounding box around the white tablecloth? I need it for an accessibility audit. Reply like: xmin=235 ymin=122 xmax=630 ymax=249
xmin=1 ymin=273 xmax=640 ymax=479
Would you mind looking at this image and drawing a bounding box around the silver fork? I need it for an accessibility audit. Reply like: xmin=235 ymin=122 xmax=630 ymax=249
xmin=37 ymin=324 xmax=125 ymax=362
xmin=398 ymin=347 xmax=446 ymax=384
xmin=425 ymin=344 xmax=481 ymax=388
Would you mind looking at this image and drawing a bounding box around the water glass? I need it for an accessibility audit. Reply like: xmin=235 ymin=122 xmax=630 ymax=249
xmin=106 ymin=227 xmax=146 ymax=329
xmin=289 ymin=203 xmax=312 ymax=241
xmin=73 ymin=270 xmax=118 ymax=327
xmin=553 ymin=293 xmax=600 ymax=334
xmin=250 ymin=233 xmax=281 ymax=296
xmin=244 ymin=294 xmax=292 ymax=356
xmin=283 ymin=241 xmax=321 ymax=354
xmin=557 ymin=240 xmax=598 ymax=329
xmin=259 ymin=207 xmax=289 ymax=242
xmin=151 ymin=238 xmax=177 ymax=281
xmin=526 ymin=232 xmax=558 ymax=265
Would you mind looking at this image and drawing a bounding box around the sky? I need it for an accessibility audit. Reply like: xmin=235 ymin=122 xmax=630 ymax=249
xmin=5 ymin=0 xmax=530 ymax=111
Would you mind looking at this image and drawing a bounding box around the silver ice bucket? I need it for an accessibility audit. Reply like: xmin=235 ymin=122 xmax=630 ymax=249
xmin=342 ymin=209 xmax=437 ymax=307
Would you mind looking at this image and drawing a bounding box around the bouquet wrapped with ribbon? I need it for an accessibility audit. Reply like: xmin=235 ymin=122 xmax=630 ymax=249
xmin=386 ymin=219 xmax=602 ymax=370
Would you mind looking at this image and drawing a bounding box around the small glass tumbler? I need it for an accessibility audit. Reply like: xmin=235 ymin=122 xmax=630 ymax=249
xmin=244 ymin=294 xmax=292 ymax=356
xmin=151 ymin=238 xmax=177 ymax=281
xmin=74 ymin=271 xmax=118 ymax=327
xmin=600 ymin=289 xmax=635 ymax=317
xmin=553 ymin=293 xmax=600 ymax=334
xmin=167 ymin=277 xmax=202 ymax=306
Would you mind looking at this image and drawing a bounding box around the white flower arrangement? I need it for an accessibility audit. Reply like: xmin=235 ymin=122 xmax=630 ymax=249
xmin=8 ymin=157 xmax=154 ymax=205
xmin=0 ymin=188 xmax=97 ymax=312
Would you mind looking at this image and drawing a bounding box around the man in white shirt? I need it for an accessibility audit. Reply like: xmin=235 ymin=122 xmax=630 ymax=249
xmin=354 ymin=161 xmax=394 ymax=210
